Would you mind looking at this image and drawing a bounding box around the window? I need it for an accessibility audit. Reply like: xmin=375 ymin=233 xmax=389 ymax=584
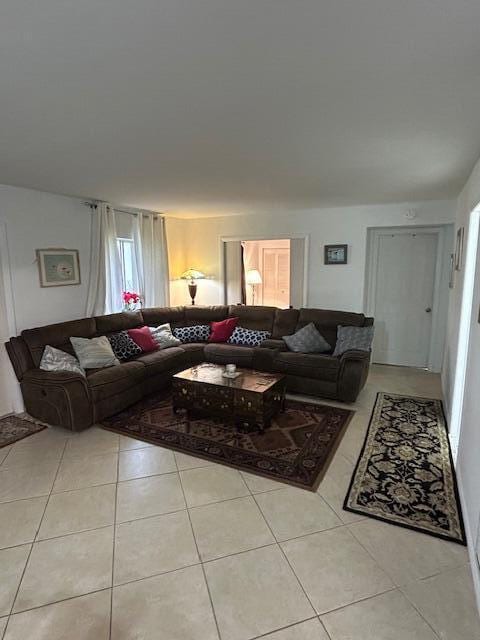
xmin=117 ymin=238 xmax=137 ymax=292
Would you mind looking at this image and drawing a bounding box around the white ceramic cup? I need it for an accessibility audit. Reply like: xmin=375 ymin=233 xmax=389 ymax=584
xmin=226 ymin=364 xmax=236 ymax=375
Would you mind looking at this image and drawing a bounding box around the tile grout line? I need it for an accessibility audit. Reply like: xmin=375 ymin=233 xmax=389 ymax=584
xmin=247 ymin=488 xmax=319 ymax=621
xmin=109 ymin=436 xmax=121 ymax=640
xmin=398 ymin=584 xmax=444 ymax=640
xmin=346 ymin=521 xmax=469 ymax=591
xmin=174 ymin=455 xmax=223 ymax=640
xmin=244 ymin=474 xmax=440 ymax=639
xmin=248 ymin=615 xmax=320 ymax=640
xmin=3 ymin=587 xmax=113 ymax=619
xmin=3 ymin=436 xmax=69 ymax=637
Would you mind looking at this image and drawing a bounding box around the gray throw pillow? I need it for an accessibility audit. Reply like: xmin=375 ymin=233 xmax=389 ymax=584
xmin=149 ymin=323 xmax=181 ymax=349
xmin=333 ymin=325 xmax=374 ymax=356
xmin=282 ymin=322 xmax=331 ymax=353
xmin=70 ymin=336 xmax=120 ymax=369
xmin=40 ymin=345 xmax=85 ymax=376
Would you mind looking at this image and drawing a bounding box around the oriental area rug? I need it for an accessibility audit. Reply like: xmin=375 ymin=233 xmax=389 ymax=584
xmin=102 ymin=392 xmax=353 ymax=491
xmin=0 ymin=414 xmax=46 ymax=448
xmin=344 ymin=392 xmax=466 ymax=545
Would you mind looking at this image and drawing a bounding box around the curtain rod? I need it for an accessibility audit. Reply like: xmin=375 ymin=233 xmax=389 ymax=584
xmin=82 ymin=201 xmax=163 ymax=218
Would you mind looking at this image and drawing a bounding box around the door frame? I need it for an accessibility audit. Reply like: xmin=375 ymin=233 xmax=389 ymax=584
xmin=219 ymin=234 xmax=309 ymax=307
xmin=364 ymin=225 xmax=448 ymax=371
xmin=0 ymin=220 xmax=17 ymax=338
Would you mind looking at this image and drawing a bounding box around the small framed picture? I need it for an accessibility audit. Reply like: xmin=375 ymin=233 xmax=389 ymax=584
xmin=454 ymin=227 xmax=464 ymax=271
xmin=36 ymin=248 xmax=81 ymax=287
xmin=324 ymin=244 xmax=348 ymax=265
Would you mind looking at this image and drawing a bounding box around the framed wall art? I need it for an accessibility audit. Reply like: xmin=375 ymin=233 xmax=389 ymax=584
xmin=36 ymin=248 xmax=81 ymax=287
xmin=324 ymin=244 xmax=348 ymax=265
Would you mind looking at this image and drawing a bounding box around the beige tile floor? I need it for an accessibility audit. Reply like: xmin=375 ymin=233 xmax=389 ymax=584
xmin=0 ymin=364 xmax=479 ymax=640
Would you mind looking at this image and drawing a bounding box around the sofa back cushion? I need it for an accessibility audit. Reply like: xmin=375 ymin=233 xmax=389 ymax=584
xmin=95 ymin=311 xmax=143 ymax=334
xmin=296 ymin=308 xmax=366 ymax=352
xmin=70 ymin=336 xmax=120 ymax=369
xmin=108 ymin=331 xmax=143 ymax=361
xmin=228 ymin=305 xmax=276 ymax=332
xmin=22 ymin=318 xmax=97 ymax=367
xmin=142 ymin=306 xmax=186 ymax=328
xmin=127 ymin=326 xmax=158 ymax=352
xmin=185 ymin=306 xmax=229 ymax=324
xmin=272 ymin=308 xmax=300 ymax=338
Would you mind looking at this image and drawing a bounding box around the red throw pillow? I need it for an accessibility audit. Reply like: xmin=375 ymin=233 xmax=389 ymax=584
xmin=128 ymin=326 xmax=158 ymax=352
xmin=209 ymin=317 xmax=239 ymax=343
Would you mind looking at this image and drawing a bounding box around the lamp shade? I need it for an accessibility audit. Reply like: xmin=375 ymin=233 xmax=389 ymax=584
xmin=246 ymin=269 xmax=262 ymax=285
xmin=180 ymin=268 xmax=206 ymax=281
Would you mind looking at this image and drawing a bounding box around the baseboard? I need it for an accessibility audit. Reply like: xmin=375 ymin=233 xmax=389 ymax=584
xmin=456 ymin=466 xmax=480 ymax=614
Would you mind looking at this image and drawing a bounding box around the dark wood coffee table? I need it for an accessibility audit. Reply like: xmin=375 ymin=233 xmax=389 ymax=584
xmin=172 ymin=363 xmax=286 ymax=432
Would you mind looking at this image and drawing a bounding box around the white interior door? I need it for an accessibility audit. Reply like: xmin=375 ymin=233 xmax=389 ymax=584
xmin=372 ymin=231 xmax=438 ymax=367
xmin=262 ymin=248 xmax=290 ymax=308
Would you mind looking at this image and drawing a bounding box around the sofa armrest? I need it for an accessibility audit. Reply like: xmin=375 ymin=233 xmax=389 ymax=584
xmin=21 ymin=369 xmax=93 ymax=431
xmin=337 ymin=350 xmax=371 ymax=402
xmin=5 ymin=337 xmax=34 ymax=381
xmin=339 ymin=349 xmax=371 ymax=363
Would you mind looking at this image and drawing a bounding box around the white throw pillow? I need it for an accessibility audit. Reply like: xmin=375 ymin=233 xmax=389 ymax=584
xmin=40 ymin=345 xmax=85 ymax=376
xmin=149 ymin=323 xmax=181 ymax=349
xmin=70 ymin=336 xmax=120 ymax=369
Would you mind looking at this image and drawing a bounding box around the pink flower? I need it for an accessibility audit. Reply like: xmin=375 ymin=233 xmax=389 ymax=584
xmin=122 ymin=291 xmax=141 ymax=304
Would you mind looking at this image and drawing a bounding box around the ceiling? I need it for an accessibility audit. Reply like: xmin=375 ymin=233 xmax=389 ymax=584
xmin=1 ymin=0 xmax=480 ymax=217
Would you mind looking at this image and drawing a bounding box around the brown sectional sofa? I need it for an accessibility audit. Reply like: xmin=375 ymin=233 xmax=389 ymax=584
xmin=6 ymin=305 xmax=373 ymax=431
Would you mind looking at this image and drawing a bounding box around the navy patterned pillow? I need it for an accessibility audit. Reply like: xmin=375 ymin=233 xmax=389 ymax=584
xmin=228 ymin=326 xmax=271 ymax=347
xmin=172 ymin=324 xmax=210 ymax=343
xmin=108 ymin=331 xmax=142 ymax=361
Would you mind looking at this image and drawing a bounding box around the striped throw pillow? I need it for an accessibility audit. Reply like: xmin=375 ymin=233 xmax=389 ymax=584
xmin=70 ymin=336 xmax=120 ymax=369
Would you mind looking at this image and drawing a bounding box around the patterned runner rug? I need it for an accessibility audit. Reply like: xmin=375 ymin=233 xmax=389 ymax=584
xmin=102 ymin=392 xmax=353 ymax=491
xmin=344 ymin=392 xmax=466 ymax=544
xmin=0 ymin=414 xmax=46 ymax=448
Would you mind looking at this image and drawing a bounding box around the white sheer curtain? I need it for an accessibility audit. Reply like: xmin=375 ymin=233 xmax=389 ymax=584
xmin=241 ymin=241 xmax=259 ymax=305
xmin=132 ymin=213 xmax=170 ymax=308
xmin=85 ymin=203 xmax=123 ymax=315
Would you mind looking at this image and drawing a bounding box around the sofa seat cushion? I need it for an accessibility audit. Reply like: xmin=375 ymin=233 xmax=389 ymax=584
xmin=134 ymin=347 xmax=185 ymax=375
xmin=204 ymin=343 xmax=254 ymax=366
xmin=87 ymin=361 xmax=146 ymax=401
xmin=271 ymin=352 xmax=340 ymax=382
xmin=260 ymin=339 xmax=288 ymax=351
xmin=180 ymin=343 xmax=206 ymax=355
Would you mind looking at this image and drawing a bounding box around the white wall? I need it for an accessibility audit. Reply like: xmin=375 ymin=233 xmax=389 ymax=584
xmin=170 ymin=200 xmax=455 ymax=310
xmin=442 ymin=157 xmax=480 ymax=610
xmin=0 ymin=184 xmax=94 ymax=415
xmin=165 ymin=217 xmax=188 ymax=306
xmin=0 ymin=185 xmax=93 ymax=333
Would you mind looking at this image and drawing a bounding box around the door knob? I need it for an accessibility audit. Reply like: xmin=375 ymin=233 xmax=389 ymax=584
xmin=425 ymin=307 xmax=432 ymax=313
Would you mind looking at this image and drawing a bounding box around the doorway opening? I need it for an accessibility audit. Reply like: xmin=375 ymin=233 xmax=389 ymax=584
xmin=242 ymin=239 xmax=290 ymax=307
xmin=222 ymin=235 xmax=308 ymax=308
